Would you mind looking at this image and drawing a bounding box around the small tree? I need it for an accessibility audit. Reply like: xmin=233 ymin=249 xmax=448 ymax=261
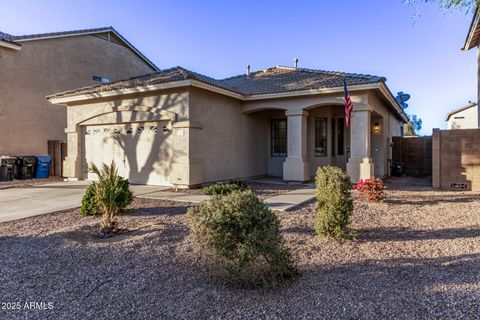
xmin=404 ymin=114 xmax=423 ymax=136
xmin=89 ymin=161 xmax=133 ymax=234
xmin=188 ymin=190 xmax=296 ymax=287
xmin=314 ymin=166 xmax=354 ymax=240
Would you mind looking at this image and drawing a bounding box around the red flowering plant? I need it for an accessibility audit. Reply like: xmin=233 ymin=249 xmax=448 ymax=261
xmin=353 ymin=177 xmax=386 ymax=202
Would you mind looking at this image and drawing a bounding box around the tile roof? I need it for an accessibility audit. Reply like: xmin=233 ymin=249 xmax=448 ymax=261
xmin=220 ymin=66 xmax=385 ymax=95
xmin=48 ymin=66 xmax=385 ymax=100
xmin=0 ymin=27 xmax=158 ymax=70
xmin=47 ymin=66 xmax=242 ymax=99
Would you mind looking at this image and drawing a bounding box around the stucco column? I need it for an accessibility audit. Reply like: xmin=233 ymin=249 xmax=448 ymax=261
xmin=346 ymin=110 xmax=374 ymax=182
xmin=283 ymin=110 xmax=310 ymax=181
xmin=63 ymin=126 xmax=82 ymax=180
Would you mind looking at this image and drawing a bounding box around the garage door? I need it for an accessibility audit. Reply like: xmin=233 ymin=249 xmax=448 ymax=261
xmin=84 ymin=122 xmax=170 ymax=186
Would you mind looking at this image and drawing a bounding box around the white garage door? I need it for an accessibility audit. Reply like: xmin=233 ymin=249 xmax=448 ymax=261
xmin=84 ymin=122 xmax=170 ymax=186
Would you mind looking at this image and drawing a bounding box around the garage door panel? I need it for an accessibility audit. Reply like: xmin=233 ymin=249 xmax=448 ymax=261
xmin=84 ymin=121 xmax=170 ymax=186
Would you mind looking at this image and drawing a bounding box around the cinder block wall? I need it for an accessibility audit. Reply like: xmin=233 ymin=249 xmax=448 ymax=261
xmin=432 ymin=128 xmax=480 ymax=191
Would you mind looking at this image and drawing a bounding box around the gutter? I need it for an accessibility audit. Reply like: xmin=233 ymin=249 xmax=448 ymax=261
xmin=0 ymin=40 xmax=21 ymax=51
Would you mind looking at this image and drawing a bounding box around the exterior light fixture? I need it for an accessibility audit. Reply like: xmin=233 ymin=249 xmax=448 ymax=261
xmin=373 ymin=122 xmax=381 ymax=133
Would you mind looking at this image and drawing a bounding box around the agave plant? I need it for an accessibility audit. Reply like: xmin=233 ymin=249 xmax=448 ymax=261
xmin=89 ymin=161 xmax=133 ymax=234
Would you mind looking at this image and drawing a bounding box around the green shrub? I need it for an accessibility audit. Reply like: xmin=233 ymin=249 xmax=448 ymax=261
xmin=80 ymin=184 xmax=99 ymax=216
xmin=202 ymin=182 xmax=249 ymax=196
xmin=89 ymin=161 xmax=134 ymax=234
xmin=188 ymin=189 xmax=296 ymax=287
xmin=314 ymin=166 xmax=353 ymax=239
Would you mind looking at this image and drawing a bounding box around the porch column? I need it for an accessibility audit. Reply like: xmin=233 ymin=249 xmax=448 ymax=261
xmin=346 ymin=110 xmax=374 ymax=182
xmin=283 ymin=110 xmax=310 ymax=181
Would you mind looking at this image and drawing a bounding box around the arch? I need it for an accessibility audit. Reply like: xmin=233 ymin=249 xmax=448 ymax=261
xmin=241 ymin=106 xmax=288 ymax=115
xmin=78 ymin=109 xmax=177 ymax=126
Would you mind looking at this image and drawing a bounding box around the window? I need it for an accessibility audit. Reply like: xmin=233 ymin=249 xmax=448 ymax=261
xmin=271 ymin=119 xmax=287 ymax=157
xmin=331 ymin=119 xmax=336 ymax=157
xmin=315 ymin=118 xmax=327 ymax=156
xmin=337 ymin=118 xmax=345 ymax=156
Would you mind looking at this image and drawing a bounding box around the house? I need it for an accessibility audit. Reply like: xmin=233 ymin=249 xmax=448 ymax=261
xmin=0 ymin=27 xmax=158 ymax=157
xmin=47 ymin=65 xmax=408 ymax=186
xmin=445 ymin=102 xmax=478 ymax=129
xmin=463 ymin=7 xmax=480 ymax=128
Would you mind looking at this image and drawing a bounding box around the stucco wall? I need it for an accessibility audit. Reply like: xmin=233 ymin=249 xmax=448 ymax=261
xmin=447 ymin=105 xmax=478 ymax=129
xmin=63 ymin=90 xmax=189 ymax=184
xmin=189 ymin=88 xmax=269 ymax=183
xmin=0 ymin=34 xmax=155 ymax=156
xmin=368 ymin=91 xmax=404 ymax=177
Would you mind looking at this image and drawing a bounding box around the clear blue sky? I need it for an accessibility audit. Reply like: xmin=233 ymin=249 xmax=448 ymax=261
xmin=0 ymin=0 xmax=476 ymax=134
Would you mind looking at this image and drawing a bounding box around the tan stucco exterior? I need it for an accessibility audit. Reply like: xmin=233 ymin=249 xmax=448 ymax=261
xmin=0 ymin=33 xmax=155 ymax=156
xmin=54 ymin=80 xmax=404 ymax=186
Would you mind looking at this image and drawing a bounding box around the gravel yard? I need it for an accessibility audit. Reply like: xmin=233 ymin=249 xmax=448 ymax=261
xmin=0 ymin=178 xmax=479 ymax=319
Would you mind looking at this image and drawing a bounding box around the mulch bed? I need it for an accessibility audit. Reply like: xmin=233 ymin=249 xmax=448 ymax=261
xmin=0 ymin=179 xmax=479 ymax=319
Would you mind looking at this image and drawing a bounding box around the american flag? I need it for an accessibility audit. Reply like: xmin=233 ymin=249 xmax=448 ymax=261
xmin=344 ymin=79 xmax=353 ymax=127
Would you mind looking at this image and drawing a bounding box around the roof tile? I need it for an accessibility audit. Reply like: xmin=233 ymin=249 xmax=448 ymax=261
xmin=48 ymin=66 xmax=385 ymax=100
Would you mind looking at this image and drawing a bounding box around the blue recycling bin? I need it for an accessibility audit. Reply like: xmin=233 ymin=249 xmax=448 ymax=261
xmin=35 ymin=155 xmax=52 ymax=179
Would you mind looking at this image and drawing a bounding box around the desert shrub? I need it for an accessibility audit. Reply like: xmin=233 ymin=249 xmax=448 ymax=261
xmin=353 ymin=178 xmax=386 ymax=202
xmin=80 ymin=184 xmax=99 ymax=216
xmin=314 ymin=166 xmax=353 ymax=239
xmin=188 ymin=189 xmax=296 ymax=287
xmin=202 ymin=182 xmax=249 ymax=196
xmin=89 ymin=161 xmax=134 ymax=234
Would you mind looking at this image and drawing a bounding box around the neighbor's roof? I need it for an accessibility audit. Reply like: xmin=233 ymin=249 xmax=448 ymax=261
xmin=47 ymin=65 xmax=385 ymax=99
xmin=463 ymin=7 xmax=480 ymax=50
xmin=0 ymin=27 xmax=158 ymax=70
xmin=445 ymin=102 xmax=478 ymax=121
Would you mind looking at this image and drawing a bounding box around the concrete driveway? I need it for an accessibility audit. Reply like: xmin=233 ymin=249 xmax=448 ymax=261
xmin=0 ymin=181 xmax=169 ymax=223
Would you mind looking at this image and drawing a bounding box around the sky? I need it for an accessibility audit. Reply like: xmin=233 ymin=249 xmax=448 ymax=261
xmin=0 ymin=0 xmax=476 ymax=135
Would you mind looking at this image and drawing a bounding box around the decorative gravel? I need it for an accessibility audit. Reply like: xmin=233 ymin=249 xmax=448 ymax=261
xmin=166 ymin=182 xmax=301 ymax=200
xmin=0 ymin=178 xmax=479 ymax=319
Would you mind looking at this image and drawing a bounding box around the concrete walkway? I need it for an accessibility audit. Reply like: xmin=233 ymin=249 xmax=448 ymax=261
xmin=264 ymin=187 xmax=316 ymax=211
xmin=0 ymin=181 xmax=170 ymax=223
xmin=137 ymin=187 xmax=315 ymax=211
xmin=0 ymin=180 xmax=314 ymax=223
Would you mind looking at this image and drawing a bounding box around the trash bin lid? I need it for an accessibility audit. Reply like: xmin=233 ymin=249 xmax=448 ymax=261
xmin=36 ymin=155 xmax=52 ymax=163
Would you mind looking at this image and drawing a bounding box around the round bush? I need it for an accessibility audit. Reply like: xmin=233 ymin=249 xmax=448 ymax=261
xmin=314 ymin=166 xmax=353 ymax=239
xmin=188 ymin=190 xmax=296 ymax=287
xmin=202 ymin=182 xmax=249 ymax=196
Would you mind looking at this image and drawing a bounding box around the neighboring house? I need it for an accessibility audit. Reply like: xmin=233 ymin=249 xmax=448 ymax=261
xmin=463 ymin=8 xmax=480 ymax=127
xmin=445 ymin=102 xmax=478 ymax=129
xmin=0 ymin=27 xmax=158 ymax=156
xmin=48 ymin=65 xmax=408 ymax=186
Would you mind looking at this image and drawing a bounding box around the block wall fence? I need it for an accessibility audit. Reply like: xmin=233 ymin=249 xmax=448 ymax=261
xmin=432 ymin=128 xmax=480 ymax=191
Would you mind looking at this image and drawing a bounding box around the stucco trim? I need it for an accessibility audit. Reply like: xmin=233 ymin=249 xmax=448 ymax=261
xmin=172 ymin=121 xmax=203 ymax=129
xmin=0 ymin=40 xmax=21 ymax=50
